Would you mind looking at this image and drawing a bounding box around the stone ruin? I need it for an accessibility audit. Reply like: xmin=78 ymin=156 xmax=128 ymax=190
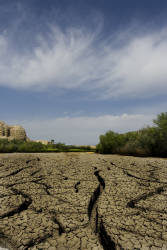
xmin=0 ymin=121 xmax=27 ymax=141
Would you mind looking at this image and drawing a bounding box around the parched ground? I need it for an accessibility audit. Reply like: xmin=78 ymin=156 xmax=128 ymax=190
xmin=0 ymin=153 xmax=167 ymax=250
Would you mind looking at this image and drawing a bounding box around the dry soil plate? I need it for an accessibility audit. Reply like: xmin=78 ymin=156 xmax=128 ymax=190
xmin=0 ymin=153 xmax=167 ymax=250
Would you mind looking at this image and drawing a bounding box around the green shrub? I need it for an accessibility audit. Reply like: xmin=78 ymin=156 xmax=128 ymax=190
xmin=97 ymin=131 xmax=126 ymax=154
xmin=97 ymin=112 xmax=167 ymax=157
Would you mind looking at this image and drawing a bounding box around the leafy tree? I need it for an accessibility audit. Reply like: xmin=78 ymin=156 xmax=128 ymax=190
xmin=97 ymin=112 xmax=167 ymax=157
xmin=153 ymin=112 xmax=167 ymax=130
xmin=97 ymin=131 xmax=126 ymax=154
xmin=153 ymin=112 xmax=167 ymax=156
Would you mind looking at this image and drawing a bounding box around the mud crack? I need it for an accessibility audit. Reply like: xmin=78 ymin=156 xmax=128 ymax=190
xmin=32 ymin=179 xmax=52 ymax=195
xmin=26 ymin=157 xmax=40 ymax=164
xmin=49 ymin=210 xmax=65 ymax=235
xmin=0 ymin=188 xmax=32 ymax=219
xmin=99 ymin=220 xmax=116 ymax=250
xmin=0 ymin=166 xmax=33 ymax=179
xmin=127 ymin=186 xmax=165 ymax=209
xmin=88 ymin=184 xmax=100 ymax=219
xmin=88 ymin=170 xmax=116 ymax=250
xmin=74 ymin=181 xmax=80 ymax=193
xmin=24 ymin=233 xmax=52 ymax=250
xmin=94 ymin=170 xmax=105 ymax=189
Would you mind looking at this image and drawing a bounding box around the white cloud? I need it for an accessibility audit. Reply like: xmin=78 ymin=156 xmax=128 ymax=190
xmin=1 ymin=25 xmax=167 ymax=98
xmin=12 ymin=113 xmax=155 ymax=145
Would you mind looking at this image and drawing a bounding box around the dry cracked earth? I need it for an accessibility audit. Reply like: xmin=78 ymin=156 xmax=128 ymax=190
xmin=0 ymin=152 xmax=167 ymax=250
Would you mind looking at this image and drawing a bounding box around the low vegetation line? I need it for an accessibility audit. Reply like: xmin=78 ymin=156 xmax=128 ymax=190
xmin=0 ymin=140 xmax=95 ymax=153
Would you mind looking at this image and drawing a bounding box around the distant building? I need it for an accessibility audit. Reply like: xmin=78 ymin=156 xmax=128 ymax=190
xmin=35 ymin=140 xmax=50 ymax=145
xmin=0 ymin=121 xmax=27 ymax=141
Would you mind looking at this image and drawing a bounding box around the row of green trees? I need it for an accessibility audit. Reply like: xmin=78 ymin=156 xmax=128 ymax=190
xmin=96 ymin=112 xmax=167 ymax=157
xmin=0 ymin=139 xmax=47 ymax=153
xmin=0 ymin=140 xmax=94 ymax=153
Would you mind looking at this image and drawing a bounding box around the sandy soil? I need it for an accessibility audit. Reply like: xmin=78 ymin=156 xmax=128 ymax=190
xmin=0 ymin=152 xmax=167 ymax=250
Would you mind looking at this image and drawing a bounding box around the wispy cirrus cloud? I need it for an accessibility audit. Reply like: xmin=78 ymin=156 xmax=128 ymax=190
xmin=1 ymin=24 xmax=167 ymax=99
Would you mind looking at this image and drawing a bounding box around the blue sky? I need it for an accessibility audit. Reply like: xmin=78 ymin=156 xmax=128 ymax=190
xmin=0 ymin=0 xmax=167 ymax=144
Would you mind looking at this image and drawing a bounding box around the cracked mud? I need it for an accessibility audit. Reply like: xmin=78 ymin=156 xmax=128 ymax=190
xmin=0 ymin=153 xmax=167 ymax=249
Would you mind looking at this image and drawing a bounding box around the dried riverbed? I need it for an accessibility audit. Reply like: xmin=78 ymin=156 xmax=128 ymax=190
xmin=0 ymin=152 xmax=167 ymax=250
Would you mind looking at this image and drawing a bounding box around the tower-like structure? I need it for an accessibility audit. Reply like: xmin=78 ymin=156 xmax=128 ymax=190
xmin=0 ymin=121 xmax=27 ymax=141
